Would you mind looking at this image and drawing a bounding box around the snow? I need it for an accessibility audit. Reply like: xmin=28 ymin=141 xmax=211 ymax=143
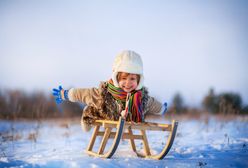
xmin=0 ymin=116 xmax=247 ymax=168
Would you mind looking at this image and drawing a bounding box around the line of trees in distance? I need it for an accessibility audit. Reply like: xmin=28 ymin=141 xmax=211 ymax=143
xmin=169 ymin=88 xmax=248 ymax=115
xmin=0 ymin=89 xmax=82 ymax=120
xmin=0 ymin=88 xmax=247 ymax=120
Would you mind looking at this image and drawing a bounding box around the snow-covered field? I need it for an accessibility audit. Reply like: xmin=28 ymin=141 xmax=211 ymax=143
xmin=0 ymin=116 xmax=247 ymax=168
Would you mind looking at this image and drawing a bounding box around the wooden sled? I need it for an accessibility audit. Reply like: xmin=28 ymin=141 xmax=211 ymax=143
xmin=86 ymin=117 xmax=178 ymax=160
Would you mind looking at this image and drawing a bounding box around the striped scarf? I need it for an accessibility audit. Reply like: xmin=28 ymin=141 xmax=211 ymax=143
xmin=107 ymin=80 xmax=143 ymax=122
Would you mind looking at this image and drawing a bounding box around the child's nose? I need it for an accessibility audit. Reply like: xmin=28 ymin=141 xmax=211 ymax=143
xmin=126 ymin=79 xmax=132 ymax=85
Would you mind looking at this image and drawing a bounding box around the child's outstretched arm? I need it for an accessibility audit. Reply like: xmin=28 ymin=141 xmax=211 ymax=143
xmin=52 ymin=86 xmax=69 ymax=104
xmin=52 ymin=83 xmax=104 ymax=109
xmin=145 ymin=96 xmax=167 ymax=115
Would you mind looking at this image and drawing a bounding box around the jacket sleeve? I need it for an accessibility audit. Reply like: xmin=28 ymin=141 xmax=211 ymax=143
xmin=144 ymin=96 xmax=163 ymax=115
xmin=68 ymin=87 xmax=103 ymax=109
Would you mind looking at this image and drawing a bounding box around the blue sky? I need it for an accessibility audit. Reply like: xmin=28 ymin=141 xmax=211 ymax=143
xmin=0 ymin=0 xmax=248 ymax=106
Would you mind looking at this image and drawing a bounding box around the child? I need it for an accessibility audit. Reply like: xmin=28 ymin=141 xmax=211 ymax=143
xmin=52 ymin=50 xmax=167 ymax=131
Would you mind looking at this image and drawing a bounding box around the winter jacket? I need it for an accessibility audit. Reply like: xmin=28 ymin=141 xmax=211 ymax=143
xmin=68 ymin=82 xmax=163 ymax=125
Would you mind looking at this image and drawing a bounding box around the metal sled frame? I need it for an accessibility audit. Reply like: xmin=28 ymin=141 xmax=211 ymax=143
xmin=86 ymin=117 xmax=178 ymax=160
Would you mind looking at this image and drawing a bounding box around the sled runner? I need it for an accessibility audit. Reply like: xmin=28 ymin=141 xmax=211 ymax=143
xmin=85 ymin=117 xmax=178 ymax=159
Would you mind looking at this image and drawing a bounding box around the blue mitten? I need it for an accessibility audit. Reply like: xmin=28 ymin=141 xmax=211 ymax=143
xmin=52 ymin=86 xmax=69 ymax=104
xmin=160 ymin=102 xmax=168 ymax=115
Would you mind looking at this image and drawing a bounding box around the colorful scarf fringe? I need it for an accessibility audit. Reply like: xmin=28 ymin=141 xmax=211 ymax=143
xmin=107 ymin=80 xmax=143 ymax=122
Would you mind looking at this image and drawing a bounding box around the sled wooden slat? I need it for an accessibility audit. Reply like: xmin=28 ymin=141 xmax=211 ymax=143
xmin=86 ymin=117 xmax=125 ymax=158
xmin=86 ymin=125 xmax=100 ymax=152
xmin=140 ymin=129 xmax=151 ymax=156
xmin=94 ymin=121 xmax=172 ymax=131
xmin=97 ymin=131 xmax=144 ymax=139
xmin=127 ymin=128 xmax=137 ymax=152
xmin=97 ymin=127 xmax=112 ymax=154
xmin=85 ymin=117 xmax=178 ymax=160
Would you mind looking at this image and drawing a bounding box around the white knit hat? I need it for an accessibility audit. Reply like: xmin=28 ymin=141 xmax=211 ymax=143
xmin=112 ymin=50 xmax=144 ymax=90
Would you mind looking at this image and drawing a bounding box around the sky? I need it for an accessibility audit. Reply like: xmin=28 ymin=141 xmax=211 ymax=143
xmin=0 ymin=0 xmax=248 ymax=107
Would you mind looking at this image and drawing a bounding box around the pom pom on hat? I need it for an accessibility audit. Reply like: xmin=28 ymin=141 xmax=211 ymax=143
xmin=112 ymin=50 xmax=144 ymax=90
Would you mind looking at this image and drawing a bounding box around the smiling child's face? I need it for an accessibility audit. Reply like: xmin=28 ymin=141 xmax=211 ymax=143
xmin=118 ymin=72 xmax=139 ymax=93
